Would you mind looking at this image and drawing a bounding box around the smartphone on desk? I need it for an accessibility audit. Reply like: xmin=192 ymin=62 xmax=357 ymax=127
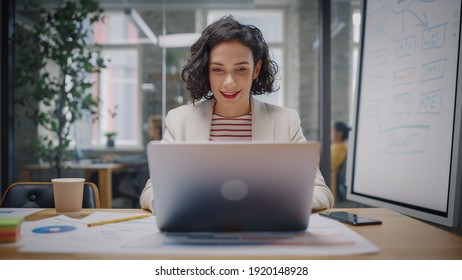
xmin=319 ymin=211 xmax=382 ymax=226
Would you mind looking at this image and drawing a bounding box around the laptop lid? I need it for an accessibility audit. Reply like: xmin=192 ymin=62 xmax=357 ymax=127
xmin=147 ymin=142 xmax=320 ymax=232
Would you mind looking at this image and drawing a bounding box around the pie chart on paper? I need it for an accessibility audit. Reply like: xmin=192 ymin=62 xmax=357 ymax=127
xmin=32 ymin=225 xmax=77 ymax=234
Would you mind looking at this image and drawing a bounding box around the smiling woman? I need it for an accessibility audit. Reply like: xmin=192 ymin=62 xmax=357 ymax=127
xmin=139 ymin=15 xmax=334 ymax=212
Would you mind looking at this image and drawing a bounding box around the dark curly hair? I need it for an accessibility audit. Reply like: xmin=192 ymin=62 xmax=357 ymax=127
xmin=181 ymin=15 xmax=279 ymax=102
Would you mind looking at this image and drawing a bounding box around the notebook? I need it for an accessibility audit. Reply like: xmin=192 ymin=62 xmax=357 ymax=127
xmin=147 ymin=141 xmax=320 ymax=232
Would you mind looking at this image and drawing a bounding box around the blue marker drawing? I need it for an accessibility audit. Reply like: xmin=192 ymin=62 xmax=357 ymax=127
xmin=395 ymin=35 xmax=416 ymax=58
xmin=422 ymin=23 xmax=447 ymax=51
xmin=393 ymin=67 xmax=416 ymax=86
xmin=391 ymin=0 xmax=434 ymax=31
xmin=366 ymin=73 xmax=385 ymax=92
xmin=391 ymin=92 xmax=412 ymax=115
xmin=376 ymin=125 xmax=429 ymax=154
xmin=420 ymin=58 xmax=447 ymax=82
xmin=364 ymin=99 xmax=384 ymax=119
xmin=370 ymin=48 xmax=388 ymax=67
xmin=370 ymin=19 xmax=387 ymax=41
xmin=407 ymin=9 xmax=428 ymax=28
xmin=419 ymin=88 xmax=443 ymax=114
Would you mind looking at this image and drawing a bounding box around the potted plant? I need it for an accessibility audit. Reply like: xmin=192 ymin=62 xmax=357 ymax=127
xmin=104 ymin=131 xmax=117 ymax=148
xmin=15 ymin=0 xmax=106 ymax=177
xmin=103 ymin=106 xmax=118 ymax=147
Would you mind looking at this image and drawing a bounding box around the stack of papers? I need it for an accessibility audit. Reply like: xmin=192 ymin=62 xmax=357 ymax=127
xmin=0 ymin=217 xmax=23 ymax=243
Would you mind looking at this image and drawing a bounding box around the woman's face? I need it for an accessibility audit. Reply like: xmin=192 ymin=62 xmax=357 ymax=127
xmin=209 ymin=40 xmax=261 ymax=117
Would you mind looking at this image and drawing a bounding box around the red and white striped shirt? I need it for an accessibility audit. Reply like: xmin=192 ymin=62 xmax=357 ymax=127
xmin=209 ymin=113 xmax=252 ymax=141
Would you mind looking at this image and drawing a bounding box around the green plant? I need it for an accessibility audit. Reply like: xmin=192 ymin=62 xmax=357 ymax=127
xmin=104 ymin=131 xmax=117 ymax=148
xmin=15 ymin=0 xmax=106 ymax=177
xmin=104 ymin=131 xmax=117 ymax=139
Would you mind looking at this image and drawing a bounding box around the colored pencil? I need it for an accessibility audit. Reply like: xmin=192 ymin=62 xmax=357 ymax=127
xmin=87 ymin=214 xmax=151 ymax=227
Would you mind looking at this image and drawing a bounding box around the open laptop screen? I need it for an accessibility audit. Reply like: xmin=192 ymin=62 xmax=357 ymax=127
xmin=147 ymin=142 xmax=320 ymax=231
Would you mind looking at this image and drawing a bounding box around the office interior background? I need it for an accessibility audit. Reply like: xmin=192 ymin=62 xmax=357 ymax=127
xmin=2 ymin=1 xmax=459 ymax=234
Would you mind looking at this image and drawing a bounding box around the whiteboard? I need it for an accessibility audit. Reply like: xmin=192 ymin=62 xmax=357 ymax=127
xmin=348 ymin=0 xmax=462 ymax=226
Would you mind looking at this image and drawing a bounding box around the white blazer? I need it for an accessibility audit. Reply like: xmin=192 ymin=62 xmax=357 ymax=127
xmin=140 ymin=96 xmax=334 ymax=211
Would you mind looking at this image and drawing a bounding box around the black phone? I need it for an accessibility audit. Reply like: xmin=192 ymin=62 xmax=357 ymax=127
xmin=319 ymin=211 xmax=382 ymax=226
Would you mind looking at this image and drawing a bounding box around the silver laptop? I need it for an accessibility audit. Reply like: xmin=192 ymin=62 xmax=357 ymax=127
xmin=147 ymin=141 xmax=320 ymax=232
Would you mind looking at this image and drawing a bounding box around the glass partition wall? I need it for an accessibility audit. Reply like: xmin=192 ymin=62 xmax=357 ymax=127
xmin=12 ymin=0 xmax=360 ymax=207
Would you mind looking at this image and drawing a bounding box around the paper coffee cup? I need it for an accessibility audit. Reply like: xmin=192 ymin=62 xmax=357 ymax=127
xmin=52 ymin=178 xmax=85 ymax=218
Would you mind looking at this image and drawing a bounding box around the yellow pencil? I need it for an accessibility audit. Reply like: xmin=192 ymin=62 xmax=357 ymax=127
xmin=87 ymin=214 xmax=151 ymax=227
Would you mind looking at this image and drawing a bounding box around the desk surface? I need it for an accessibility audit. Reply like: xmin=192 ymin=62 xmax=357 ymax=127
xmin=1 ymin=208 xmax=461 ymax=260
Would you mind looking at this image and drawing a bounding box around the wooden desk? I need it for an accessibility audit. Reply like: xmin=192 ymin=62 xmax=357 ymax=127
xmin=20 ymin=162 xmax=125 ymax=208
xmin=1 ymin=208 xmax=461 ymax=260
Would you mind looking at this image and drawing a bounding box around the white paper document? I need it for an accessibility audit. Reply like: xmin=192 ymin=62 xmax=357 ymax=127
xmin=0 ymin=208 xmax=43 ymax=218
xmin=18 ymin=213 xmax=379 ymax=256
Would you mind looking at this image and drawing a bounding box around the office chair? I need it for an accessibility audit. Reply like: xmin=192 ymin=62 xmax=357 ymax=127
xmin=88 ymin=163 xmax=148 ymax=208
xmin=0 ymin=182 xmax=100 ymax=208
xmin=113 ymin=165 xmax=149 ymax=208
xmin=336 ymin=157 xmax=347 ymax=202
